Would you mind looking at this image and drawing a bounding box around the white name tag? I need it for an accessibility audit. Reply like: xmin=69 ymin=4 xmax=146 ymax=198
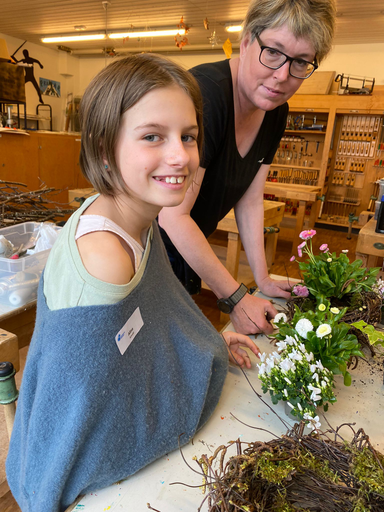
xmin=115 ymin=307 xmax=144 ymax=355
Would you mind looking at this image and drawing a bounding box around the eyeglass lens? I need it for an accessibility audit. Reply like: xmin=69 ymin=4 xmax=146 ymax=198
xmin=260 ymin=47 xmax=315 ymax=78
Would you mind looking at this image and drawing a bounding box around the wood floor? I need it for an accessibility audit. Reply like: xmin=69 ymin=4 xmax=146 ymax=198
xmin=0 ymin=226 xmax=368 ymax=511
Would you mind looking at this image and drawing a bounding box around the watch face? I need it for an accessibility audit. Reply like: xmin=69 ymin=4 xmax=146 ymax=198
xmin=217 ymin=298 xmax=233 ymax=314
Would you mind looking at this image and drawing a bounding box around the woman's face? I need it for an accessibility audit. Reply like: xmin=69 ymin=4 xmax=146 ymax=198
xmin=238 ymin=24 xmax=316 ymax=112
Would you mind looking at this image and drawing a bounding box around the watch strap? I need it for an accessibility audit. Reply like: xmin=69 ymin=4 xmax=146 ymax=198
xmin=228 ymin=283 xmax=248 ymax=306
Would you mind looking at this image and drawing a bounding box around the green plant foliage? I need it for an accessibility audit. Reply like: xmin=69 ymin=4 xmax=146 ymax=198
xmin=274 ymin=300 xmax=363 ymax=386
xmin=291 ymin=232 xmax=380 ymax=303
xmin=351 ymin=320 xmax=384 ymax=348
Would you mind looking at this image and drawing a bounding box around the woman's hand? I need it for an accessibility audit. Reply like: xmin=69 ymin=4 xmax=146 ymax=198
xmin=222 ymin=330 xmax=261 ymax=369
xmin=229 ymin=293 xmax=277 ymax=335
xmin=257 ymin=276 xmax=292 ymax=300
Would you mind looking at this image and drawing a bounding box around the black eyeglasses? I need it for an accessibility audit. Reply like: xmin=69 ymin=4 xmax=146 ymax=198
xmin=255 ymin=34 xmax=318 ymax=80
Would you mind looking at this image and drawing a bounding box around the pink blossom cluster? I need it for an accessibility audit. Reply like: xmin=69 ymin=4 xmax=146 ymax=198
xmin=292 ymin=284 xmax=309 ymax=298
xmin=299 ymin=229 xmax=316 ymax=240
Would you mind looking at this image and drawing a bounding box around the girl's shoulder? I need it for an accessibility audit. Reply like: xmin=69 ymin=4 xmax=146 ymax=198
xmin=76 ymin=230 xmax=135 ymax=285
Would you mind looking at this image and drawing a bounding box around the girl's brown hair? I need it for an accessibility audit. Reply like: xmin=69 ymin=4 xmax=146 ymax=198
xmin=79 ymin=53 xmax=203 ymax=196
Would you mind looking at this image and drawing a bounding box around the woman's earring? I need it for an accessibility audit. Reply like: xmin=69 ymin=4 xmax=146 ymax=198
xmin=104 ymin=164 xmax=109 ymax=170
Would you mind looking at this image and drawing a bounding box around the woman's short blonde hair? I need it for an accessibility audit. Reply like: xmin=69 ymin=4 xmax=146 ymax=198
xmin=79 ymin=53 xmax=203 ymax=196
xmin=243 ymin=0 xmax=336 ymax=63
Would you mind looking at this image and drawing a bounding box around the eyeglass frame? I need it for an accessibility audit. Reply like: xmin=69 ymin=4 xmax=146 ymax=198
xmin=254 ymin=34 xmax=318 ymax=80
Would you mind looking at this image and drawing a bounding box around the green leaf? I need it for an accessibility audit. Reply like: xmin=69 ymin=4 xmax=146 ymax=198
xmin=343 ymin=372 xmax=352 ymax=386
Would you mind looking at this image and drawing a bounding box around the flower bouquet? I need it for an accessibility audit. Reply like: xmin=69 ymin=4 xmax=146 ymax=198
xmin=257 ymin=332 xmax=336 ymax=431
xmin=288 ymin=230 xmax=382 ymax=347
xmin=273 ymin=303 xmax=363 ymax=386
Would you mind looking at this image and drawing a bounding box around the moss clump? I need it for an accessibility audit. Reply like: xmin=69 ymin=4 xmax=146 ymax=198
xmin=350 ymin=447 xmax=384 ymax=495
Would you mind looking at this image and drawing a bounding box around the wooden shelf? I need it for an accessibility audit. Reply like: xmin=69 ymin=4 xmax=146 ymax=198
xmin=270 ymin=163 xmax=321 ymax=171
xmin=317 ymin=219 xmax=361 ymax=229
xmin=284 ymin=129 xmax=326 ymax=135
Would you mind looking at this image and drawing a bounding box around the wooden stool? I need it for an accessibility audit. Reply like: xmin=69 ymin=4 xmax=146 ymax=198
xmin=209 ymin=200 xmax=285 ymax=323
xmin=264 ymin=182 xmax=321 ymax=250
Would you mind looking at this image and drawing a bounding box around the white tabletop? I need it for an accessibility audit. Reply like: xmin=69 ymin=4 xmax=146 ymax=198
xmin=73 ymin=291 xmax=384 ymax=512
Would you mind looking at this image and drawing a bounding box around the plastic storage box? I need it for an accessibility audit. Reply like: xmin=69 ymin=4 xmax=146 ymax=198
xmin=0 ymin=222 xmax=60 ymax=308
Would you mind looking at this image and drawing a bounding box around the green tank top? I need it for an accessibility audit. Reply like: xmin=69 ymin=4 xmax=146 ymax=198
xmin=44 ymin=195 xmax=152 ymax=310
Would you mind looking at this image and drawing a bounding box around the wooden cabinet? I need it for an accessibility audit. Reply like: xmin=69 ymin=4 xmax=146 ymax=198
xmin=0 ymin=131 xmax=90 ymax=204
xmin=270 ymin=87 xmax=384 ymax=231
xmin=324 ymin=112 xmax=383 ymax=224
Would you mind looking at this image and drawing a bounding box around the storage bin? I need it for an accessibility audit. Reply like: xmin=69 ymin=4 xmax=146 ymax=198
xmin=0 ymin=222 xmax=60 ymax=307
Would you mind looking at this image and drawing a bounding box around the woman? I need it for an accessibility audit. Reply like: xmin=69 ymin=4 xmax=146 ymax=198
xmin=159 ymin=0 xmax=336 ymax=335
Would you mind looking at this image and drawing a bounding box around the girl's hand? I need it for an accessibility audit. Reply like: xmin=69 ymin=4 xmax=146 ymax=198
xmin=222 ymin=331 xmax=261 ymax=369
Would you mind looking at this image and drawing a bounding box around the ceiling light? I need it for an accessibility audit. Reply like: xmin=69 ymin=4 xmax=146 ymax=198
xmin=42 ymin=34 xmax=106 ymax=43
xmin=109 ymin=29 xmax=186 ymax=39
xmin=225 ymin=24 xmax=243 ymax=33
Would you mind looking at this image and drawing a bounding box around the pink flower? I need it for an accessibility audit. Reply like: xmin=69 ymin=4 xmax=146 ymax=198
xmin=298 ymin=241 xmax=306 ymax=249
xmin=290 ymin=255 xmax=295 ymax=262
xmin=319 ymin=244 xmax=328 ymax=251
xmin=299 ymin=229 xmax=317 ymax=240
xmin=298 ymin=248 xmax=303 ymax=258
xmin=293 ymin=284 xmax=309 ymax=297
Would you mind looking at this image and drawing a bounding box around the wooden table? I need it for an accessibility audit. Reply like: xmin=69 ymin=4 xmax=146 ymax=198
xmin=71 ymin=284 xmax=384 ymax=512
xmin=208 ymin=199 xmax=285 ymax=285
xmin=0 ymin=301 xmax=36 ymax=372
xmin=264 ymin=182 xmax=321 ymax=250
xmin=355 ymin=217 xmax=384 ymax=268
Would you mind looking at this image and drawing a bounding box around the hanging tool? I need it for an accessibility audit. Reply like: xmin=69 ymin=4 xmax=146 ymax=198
xmin=317 ymin=195 xmax=325 ymax=218
xmin=347 ymin=212 xmax=358 ymax=240
xmin=368 ymin=195 xmax=377 ymax=211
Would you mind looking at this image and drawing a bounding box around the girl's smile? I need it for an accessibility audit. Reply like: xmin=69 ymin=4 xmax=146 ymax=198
xmin=114 ymin=85 xmax=199 ymax=214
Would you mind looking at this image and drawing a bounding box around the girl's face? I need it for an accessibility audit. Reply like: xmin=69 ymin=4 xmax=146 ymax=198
xmin=114 ymin=85 xmax=199 ymax=211
xmin=238 ymin=24 xmax=316 ymax=112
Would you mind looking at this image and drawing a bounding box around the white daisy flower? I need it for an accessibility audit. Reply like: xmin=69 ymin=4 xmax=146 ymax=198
xmin=295 ymin=319 xmax=314 ymax=339
xmin=273 ymin=312 xmax=288 ymax=324
xmin=316 ymin=324 xmax=332 ymax=338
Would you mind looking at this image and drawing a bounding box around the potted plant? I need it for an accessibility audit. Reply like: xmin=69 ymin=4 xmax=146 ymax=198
xmin=272 ymin=303 xmax=363 ymax=386
xmin=288 ymin=230 xmax=383 ymax=348
xmin=257 ymin=324 xmax=336 ymax=431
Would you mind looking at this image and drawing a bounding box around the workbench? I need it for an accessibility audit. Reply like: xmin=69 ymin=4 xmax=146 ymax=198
xmin=355 ymin=217 xmax=384 ymax=268
xmin=69 ymin=283 xmax=384 ymax=512
xmin=0 ymin=301 xmax=36 ymax=372
xmin=264 ymin=182 xmax=321 ymax=250
xmin=207 ymin=199 xmax=285 ymax=287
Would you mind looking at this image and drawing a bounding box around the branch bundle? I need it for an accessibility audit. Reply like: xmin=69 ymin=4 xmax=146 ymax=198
xmin=0 ymin=180 xmax=75 ymax=227
xmin=193 ymin=423 xmax=384 ymax=511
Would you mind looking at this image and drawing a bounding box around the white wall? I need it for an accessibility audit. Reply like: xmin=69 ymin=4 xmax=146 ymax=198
xmin=76 ymin=51 xmax=240 ymax=96
xmin=0 ymin=33 xmax=80 ymax=131
xmin=318 ymin=43 xmax=384 ymax=86
xmin=2 ymin=31 xmax=384 ymax=132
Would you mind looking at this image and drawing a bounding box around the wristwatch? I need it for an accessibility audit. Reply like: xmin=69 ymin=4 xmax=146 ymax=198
xmin=217 ymin=283 xmax=248 ymax=314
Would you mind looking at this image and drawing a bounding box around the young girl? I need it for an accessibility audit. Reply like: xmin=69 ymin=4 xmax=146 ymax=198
xmin=6 ymin=54 xmax=260 ymax=512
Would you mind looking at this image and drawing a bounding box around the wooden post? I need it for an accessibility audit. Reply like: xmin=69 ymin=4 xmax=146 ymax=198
xmin=0 ymin=361 xmax=19 ymax=439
